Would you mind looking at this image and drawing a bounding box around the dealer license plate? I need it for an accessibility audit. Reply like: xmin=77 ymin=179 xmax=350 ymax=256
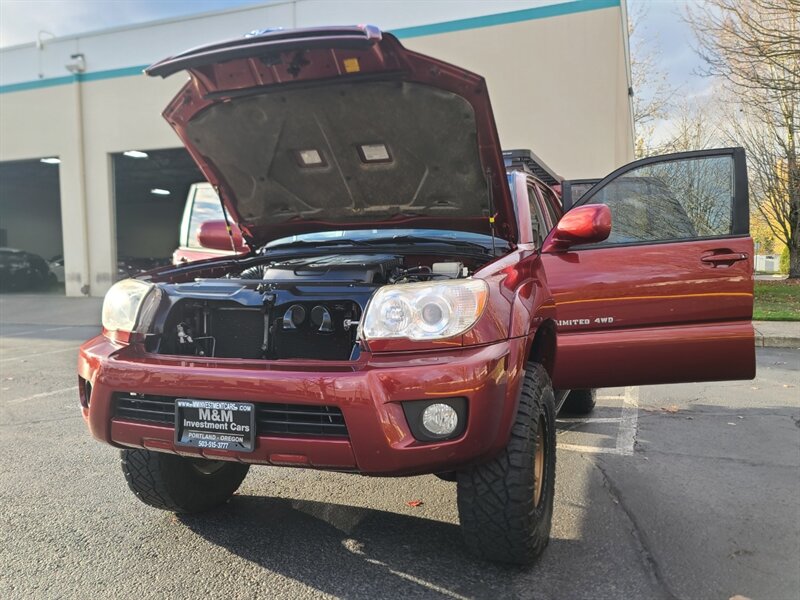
xmin=175 ymin=399 xmax=255 ymax=452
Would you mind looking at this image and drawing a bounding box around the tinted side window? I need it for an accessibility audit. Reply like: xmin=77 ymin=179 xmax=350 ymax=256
xmin=585 ymin=155 xmax=735 ymax=246
xmin=527 ymin=186 xmax=549 ymax=247
xmin=187 ymin=187 xmax=224 ymax=248
xmin=536 ymin=183 xmax=561 ymax=228
xmin=565 ymin=180 xmax=600 ymax=209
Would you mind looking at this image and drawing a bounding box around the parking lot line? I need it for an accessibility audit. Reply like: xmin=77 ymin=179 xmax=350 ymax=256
xmin=558 ymin=442 xmax=628 ymax=455
xmin=558 ymin=386 xmax=640 ymax=456
xmin=5 ymin=385 xmax=79 ymax=404
xmin=364 ymin=559 xmax=472 ymax=600
xmin=557 ymin=417 xmax=623 ymax=424
xmin=0 ymin=346 xmax=78 ymax=363
xmin=0 ymin=325 xmax=74 ymax=338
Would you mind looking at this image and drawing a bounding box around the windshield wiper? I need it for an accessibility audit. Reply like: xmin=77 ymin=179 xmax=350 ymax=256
xmin=262 ymin=238 xmax=372 ymax=252
xmin=360 ymin=235 xmax=495 ymax=252
xmin=263 ymin=235 xmax=502 ymax=255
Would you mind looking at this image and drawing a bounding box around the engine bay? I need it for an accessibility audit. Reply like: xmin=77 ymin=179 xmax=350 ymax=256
xmin=149 ymin=253 xmax=478 ymax=361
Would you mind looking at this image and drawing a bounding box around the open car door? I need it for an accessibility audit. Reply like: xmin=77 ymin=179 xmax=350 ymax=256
xmin=541 ymin=148 xmax=755 ymax=390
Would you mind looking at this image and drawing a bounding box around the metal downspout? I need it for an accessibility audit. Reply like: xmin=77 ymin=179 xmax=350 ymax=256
xmin=73 ymin=69 xmax=91 ymax=296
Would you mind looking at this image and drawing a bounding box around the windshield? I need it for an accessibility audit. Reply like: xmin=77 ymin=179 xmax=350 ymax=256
xmin=263 ymin=229 xmax=503 ymax=250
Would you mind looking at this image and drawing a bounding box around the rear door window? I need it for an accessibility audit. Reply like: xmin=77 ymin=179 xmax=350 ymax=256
xmin=535 ymin=182 xmax=561 ymax=229
xmin=527 ymin=185 xmax=550 ymax=247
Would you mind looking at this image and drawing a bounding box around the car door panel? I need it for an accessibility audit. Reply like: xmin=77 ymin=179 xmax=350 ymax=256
xmin=542 ymin=147 xmax=754 ymax=390
xmin=552 ymin=321 xmax=753 ymax=389
xmin=543 ymin=239 xmax=753 ymax=330
xmin=545 ymin=238 xmax=754 ymax=389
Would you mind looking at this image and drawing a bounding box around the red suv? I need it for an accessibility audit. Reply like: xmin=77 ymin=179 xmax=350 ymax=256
xmin=78 ymin=26 xmax=754 ymax=564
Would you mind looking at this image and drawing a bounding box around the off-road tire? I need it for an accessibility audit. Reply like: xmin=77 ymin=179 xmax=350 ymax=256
xmin=456 ymin=362 xmax=556 ymax=564
xmin=121 ymin=449 xmax=249 ymax=513
xmin=562 ymin=389 xmax=597 ymax=415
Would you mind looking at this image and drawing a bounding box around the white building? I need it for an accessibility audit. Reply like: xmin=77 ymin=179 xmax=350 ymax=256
xmin=0 ymin=0 xmax=633 ymax=296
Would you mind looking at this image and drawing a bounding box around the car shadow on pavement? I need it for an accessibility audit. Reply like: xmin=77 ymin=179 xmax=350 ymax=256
xmin=178 ymin=495 xmax=562 ymax=599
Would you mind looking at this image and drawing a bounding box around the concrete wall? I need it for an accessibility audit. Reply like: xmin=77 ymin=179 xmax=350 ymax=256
xmin=405 ymin=5 xmax=633 ymax=178
xmin=0 ymin=0 xmax=633 ymax=296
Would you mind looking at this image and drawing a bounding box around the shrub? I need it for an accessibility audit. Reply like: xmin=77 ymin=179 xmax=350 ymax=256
xmin=779 ymin=246 xmax=790 ymax=274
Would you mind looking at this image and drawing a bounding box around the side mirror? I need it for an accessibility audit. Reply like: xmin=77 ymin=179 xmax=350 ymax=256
xmin=542 ymin=204 xmax=611 ymax=252
xmin=197 ymin=220 xmax=248 ymax=252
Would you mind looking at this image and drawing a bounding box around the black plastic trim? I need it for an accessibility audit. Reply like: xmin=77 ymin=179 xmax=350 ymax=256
xmin=561 ymin=178 xmax=601 ymax=211
xmin=401 ymin=397 xmax=467 ymax=442
xmin=569 ymin=234 xmax=751 ymax=252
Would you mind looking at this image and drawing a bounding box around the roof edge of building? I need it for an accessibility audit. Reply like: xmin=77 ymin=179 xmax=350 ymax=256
xmin=0 ymin=0 xmax=623 ymax=95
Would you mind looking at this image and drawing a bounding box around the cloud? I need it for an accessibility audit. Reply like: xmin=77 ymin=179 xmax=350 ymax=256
xmin=0 ymin=0 xmax=263 ymax=48
xmin=628 ymin=0 xmax=712 ymax=107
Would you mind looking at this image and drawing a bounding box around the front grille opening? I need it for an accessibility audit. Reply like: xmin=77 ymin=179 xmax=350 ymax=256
xmin=112 ymin=393 xmax=348 ymax=438
xmin=256 ymin=404 xmax=346 ymax=437
xmin=114 ymin=392 xmax=173 ymax=424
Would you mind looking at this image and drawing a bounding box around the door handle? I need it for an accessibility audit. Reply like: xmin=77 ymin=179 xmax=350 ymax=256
xmin=701 ymin=253 xmax=748 ymax=264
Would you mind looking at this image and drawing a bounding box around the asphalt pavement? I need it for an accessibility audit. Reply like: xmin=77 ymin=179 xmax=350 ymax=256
xmin=1 ymin=295 xmax=798 ymax=600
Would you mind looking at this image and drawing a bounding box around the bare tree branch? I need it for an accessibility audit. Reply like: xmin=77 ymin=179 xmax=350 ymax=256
xmin=685 ymin=0 xmax=799 ymax=277
xmin=628 ymin=3 xmax=676 ymax=157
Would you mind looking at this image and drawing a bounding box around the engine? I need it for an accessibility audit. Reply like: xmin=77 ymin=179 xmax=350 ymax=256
xmin=152 ymin=253 xmax=468 ymax=361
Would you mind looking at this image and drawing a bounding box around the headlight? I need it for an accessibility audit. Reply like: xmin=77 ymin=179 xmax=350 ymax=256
xmin=101 ymin=279 xmax=156 ymax=333
xmin=361 ymin=279 xmax=488 ymax=341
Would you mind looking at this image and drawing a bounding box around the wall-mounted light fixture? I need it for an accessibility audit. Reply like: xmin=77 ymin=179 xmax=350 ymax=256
xmin=65 ymin=53 xmax=86 ymax=74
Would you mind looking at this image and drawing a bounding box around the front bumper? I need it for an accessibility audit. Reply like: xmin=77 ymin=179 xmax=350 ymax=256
xmin=78 ymin=337 xmax=526 ymax=475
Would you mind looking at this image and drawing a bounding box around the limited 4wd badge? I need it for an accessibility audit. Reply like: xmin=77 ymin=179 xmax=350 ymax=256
xmin=175 ymin=399 xmax=255 ymax=452
xmin=556 ymin=317 xmax=615 ymax=327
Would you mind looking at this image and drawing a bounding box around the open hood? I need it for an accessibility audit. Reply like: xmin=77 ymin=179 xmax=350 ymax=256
xmin=147 ymin=25 xmax=517 ymax=246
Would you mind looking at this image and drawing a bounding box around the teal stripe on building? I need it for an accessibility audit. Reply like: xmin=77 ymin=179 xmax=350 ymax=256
xmin=0 ymin=0 xmax=620 ymax=94
xmin=392 ymin=0 xmax=619 ymax=38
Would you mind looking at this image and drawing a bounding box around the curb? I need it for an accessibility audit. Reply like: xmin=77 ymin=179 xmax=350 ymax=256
xmin=753 ymin=322 xmax=800 ymax=349
xmin=755 ymin=334 xmax=800 ymax=349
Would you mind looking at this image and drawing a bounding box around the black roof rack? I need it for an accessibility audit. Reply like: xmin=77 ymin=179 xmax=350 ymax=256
xmin=502 ymin=149 xmax=562 ymax=187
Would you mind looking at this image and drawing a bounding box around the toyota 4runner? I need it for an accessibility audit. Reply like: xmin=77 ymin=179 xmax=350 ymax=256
xmin=78 ymin=25 xmax=755 ymax=564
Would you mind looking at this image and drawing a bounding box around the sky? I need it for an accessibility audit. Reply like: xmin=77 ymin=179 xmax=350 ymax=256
xmin=629 ymin=0 xmax=708 ymax=95
xmin=0 ymin=0 xmax=710 ymax=111
xmin=0 ymin=0 xmax=264 ymax=47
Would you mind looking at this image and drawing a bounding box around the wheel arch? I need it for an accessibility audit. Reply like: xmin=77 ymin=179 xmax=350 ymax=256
xmin=527 ymin=318 xmax=557 ymax=377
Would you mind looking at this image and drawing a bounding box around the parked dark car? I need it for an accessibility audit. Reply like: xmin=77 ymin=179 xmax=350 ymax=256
xmin=0 ymin=248 xmax=55 ymax=291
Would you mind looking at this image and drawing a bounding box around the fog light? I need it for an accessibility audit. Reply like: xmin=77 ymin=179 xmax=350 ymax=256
xmin=401 ymin=397 xmax=467 ymax=442
xmin=421 ymin=403 xmax=458 ymax=436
